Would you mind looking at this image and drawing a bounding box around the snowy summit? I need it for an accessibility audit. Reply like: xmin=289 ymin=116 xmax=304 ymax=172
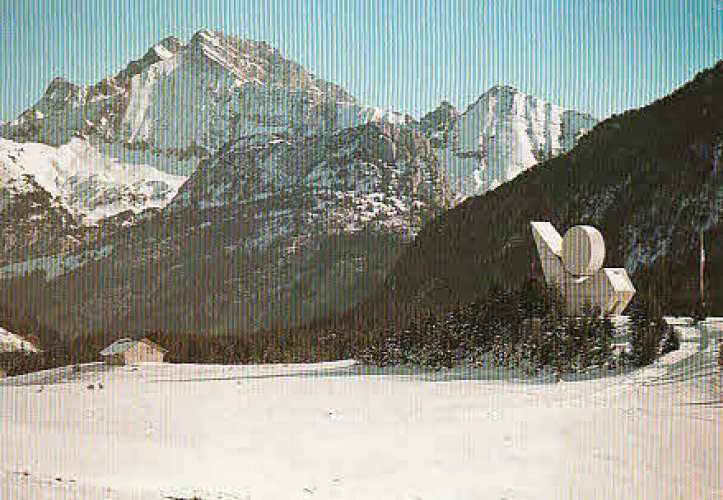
xmin=429 ymin=85 xmax=595 ymax=199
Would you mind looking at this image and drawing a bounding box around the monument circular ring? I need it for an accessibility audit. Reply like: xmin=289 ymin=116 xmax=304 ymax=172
xmin=561 ymin=225 xmax=606 ymax=276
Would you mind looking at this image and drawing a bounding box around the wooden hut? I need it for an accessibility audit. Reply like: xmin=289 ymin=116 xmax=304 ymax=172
xmin=100 ymin=338 xmax=167 ymax=365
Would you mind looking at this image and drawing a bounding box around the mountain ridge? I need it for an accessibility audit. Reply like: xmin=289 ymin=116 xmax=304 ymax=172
xmin=0 ymin=114 xmax=453 ymax=335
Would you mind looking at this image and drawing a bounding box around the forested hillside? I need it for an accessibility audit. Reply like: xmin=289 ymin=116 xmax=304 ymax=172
xmin=377 ymin=61 xmax=723 ymax=317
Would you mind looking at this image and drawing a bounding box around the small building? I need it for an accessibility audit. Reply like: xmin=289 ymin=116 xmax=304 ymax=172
xmin=100 ymin=338 xmax=167 ymax=365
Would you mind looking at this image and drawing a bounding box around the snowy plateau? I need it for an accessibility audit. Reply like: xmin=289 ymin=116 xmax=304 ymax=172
xmin=1 ymin=345 xmax=721 ymax=499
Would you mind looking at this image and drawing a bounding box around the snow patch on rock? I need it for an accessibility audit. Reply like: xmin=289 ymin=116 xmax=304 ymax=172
xmin=0 ymin=138 xmax=185 ymax=225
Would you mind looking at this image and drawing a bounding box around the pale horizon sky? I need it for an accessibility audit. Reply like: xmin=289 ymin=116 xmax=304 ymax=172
xmin=0 ymin=0 xmax=722 ymax=122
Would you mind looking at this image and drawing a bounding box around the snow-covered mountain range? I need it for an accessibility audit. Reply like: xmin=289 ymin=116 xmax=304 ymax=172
xmin=1 ymin=30 xmax=357 ymax=154
xmin=0 ymin=29 xmax=595 ymax=335
xmin=0 ymin=29 xmax=414 ymax=226
xmin=0 ymin=30 xmax=591 ymax=228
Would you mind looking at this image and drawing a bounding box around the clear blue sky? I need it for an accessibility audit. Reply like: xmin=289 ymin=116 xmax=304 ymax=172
xmin=1 ymin=0 xmax=721 ymax=121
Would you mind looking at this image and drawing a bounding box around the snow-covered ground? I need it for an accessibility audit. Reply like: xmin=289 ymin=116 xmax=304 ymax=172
xmin=1 ymin=349 xmax=720 ymax=499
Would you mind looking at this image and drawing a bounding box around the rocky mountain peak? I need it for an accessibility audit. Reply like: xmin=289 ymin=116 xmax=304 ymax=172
xmin=420 ymin=100 xmax=458 ymax=134
xmin=116 ymin=36 xmax=185 ymax=82
xmin=462 ymin=84 xmax=526 ymax=115
xmin=157 ymin=35 xmax=183 ymax=49
xmin=188 ymin=28 xmax=217 ymax=45
xmin=36 ymin=77 xmax=84 ymax=111
xmin=45 ymin=76 xmax=77 ymax=93
xmin=487 ymin=83 xmax=521 ymax=95
xmin=429 ymin=84 xmax=597 ymax=199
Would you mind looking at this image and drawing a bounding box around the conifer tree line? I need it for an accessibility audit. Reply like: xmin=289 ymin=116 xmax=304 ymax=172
xmin=357 ymin=278 xmax=677 ymax=372
xmin=0 ymin=278 xmax=683 ymax=376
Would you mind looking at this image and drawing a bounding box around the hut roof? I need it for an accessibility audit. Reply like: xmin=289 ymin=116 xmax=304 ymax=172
xmin=0 ymin=327 xmax=39 ymax=353
xmin=100 ymin=338 xmax=167 ymax=356
xmin=139 ymin=338 xmax=168 ymax=353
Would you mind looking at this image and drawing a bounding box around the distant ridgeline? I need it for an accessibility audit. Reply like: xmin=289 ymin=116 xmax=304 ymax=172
xmin=363 ymin=60 xmax=723 ymax=321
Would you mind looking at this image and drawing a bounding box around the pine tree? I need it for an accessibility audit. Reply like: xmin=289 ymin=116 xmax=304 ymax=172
xmin=628 ymin=298 xmax=663 ymax=366
xmin=599 ymin=316 xmax=614 ymax=366
xmin=660 ymin=326 xmax=680 ymax=355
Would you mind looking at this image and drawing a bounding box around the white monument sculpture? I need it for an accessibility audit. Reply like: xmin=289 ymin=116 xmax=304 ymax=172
xmin=530 ymin=221 xmax=635 ymax=316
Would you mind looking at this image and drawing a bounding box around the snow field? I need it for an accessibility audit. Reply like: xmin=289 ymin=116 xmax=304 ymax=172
xmin=1 ymin=349 xmax=720 ymax=499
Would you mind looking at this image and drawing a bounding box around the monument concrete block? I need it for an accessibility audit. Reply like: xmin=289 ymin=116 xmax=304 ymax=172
xmin=530 ymin=221 xmax=635 ymax=316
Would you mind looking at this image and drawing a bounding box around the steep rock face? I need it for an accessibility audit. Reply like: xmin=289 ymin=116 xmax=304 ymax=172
xmin=0 ymin=122 xmax=449 ymax=335
xmin=174 ymin=121 xmax=445 ymax=235
xmin=419 ymin=101 xmax=458 ymax=148
xmin=0 ymin=29 xmax=404 ymax=173
xmin=378 ymin=61 xmax=723 ymax=315
xmin=427 ymin=86 xmax=596 ymax=201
